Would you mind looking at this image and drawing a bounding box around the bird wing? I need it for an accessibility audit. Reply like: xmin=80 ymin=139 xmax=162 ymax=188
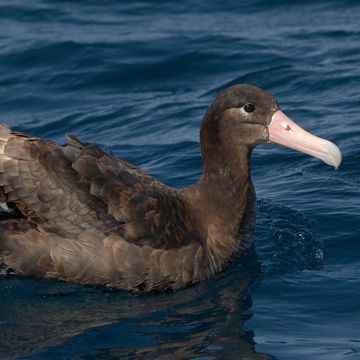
xmin=0 ymin=125 xmax=202 ymax=250
xmin=0 ymin=125 xmax=121 ymax=237
xmin=67 ymin=133 xmax=202 ymax=249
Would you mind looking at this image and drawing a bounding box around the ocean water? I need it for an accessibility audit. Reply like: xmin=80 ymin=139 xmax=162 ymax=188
xmin=0 ymin=1 xmax=359 ymax=359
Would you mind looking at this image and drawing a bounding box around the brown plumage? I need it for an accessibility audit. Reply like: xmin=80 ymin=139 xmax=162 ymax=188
xmin=0 ymin=84 xmax=341 ymax=292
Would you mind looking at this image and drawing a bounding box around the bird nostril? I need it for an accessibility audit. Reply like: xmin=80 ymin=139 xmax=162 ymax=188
xmin=281 ymin=123 xmax=291 ymax=131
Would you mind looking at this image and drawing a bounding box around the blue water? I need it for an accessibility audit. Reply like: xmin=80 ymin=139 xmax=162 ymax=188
xmin=0 ymin=1 xmax=359 ymax=359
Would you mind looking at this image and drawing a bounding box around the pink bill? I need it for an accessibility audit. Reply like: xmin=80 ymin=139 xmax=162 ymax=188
xmin=268 ymin=110 xmax=342 ymax=169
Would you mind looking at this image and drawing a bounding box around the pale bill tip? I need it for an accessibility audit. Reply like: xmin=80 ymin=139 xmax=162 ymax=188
xmin=325 ymin=141 xmax=342 ymax=170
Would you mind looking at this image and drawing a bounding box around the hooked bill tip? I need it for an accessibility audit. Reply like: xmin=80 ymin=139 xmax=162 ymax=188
xmin=323 ymin=141 xmax=342 ymax=170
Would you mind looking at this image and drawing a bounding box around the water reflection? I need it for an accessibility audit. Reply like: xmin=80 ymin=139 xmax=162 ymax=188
xmin=1 ymin=250 xmax=274 ymax=360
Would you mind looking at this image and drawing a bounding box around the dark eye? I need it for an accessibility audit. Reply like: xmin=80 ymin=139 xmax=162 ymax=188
xmin=244 ymin=103 xmax=255 ymax=113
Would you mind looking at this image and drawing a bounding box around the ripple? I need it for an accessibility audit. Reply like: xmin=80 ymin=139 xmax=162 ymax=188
xmin=255 ymin=200 xmax=323 ymax=275
xmin=0 ymin=0 xmax=359 ymax=359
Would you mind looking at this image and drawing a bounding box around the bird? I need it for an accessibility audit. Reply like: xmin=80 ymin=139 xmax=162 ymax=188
xmin=0 ymin=84 xmax=341 ymax=292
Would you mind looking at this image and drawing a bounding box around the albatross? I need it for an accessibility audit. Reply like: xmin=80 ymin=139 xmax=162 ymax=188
xmin=0 ymin=84 xmax=341 ymax=292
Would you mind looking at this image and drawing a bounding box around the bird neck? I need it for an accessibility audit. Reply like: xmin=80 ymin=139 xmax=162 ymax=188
xmin=199 ymin=144 xmax=253 ymax=224
xmin=197 ymin=110 xmax=254 ymax=219
xmin=181 ymin=144 xmax=255 ymax=271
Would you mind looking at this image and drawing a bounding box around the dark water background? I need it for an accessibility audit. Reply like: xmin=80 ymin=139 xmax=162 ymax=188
xmin=0 ymin=1 xmax=359 ymax=359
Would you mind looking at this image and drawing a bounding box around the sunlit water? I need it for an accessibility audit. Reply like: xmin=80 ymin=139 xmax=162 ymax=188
xmin=0 ymin=1 xmax=359 ymax=359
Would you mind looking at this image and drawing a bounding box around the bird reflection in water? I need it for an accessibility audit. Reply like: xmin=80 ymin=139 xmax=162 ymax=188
xmin=1 ymin=250 xmax=274 ymax=360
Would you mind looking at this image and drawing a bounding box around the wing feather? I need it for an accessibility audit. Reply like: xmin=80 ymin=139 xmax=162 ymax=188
xmin=0 ymin=127 xmax=208 ymax=290
xmin=67 ymin=134 xmax=203 ymax=250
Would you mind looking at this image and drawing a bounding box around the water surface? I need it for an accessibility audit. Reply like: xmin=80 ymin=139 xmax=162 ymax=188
xmin=0 ymin=1 xmax=359 ymax=359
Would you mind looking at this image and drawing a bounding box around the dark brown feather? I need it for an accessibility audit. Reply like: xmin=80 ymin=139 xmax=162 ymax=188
xmin=0 ymin=84 xmax=272 ymax=291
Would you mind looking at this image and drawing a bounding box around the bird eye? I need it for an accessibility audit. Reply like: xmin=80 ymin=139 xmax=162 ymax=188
xmin=243 ymin=103 xmax=255 ymax=113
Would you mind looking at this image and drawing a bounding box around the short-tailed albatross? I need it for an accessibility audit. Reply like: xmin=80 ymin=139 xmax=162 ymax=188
xmin=0 ymin=84 xmax=341 ymax=292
